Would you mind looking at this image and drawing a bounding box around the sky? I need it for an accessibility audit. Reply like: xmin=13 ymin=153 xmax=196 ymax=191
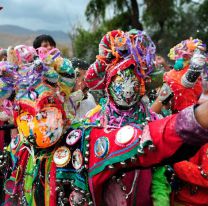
xmin=0 ymin=0 xmax=89 ymax=32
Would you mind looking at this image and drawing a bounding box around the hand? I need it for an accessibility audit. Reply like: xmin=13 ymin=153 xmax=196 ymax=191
xmin=158 ymin=83 xmax=174 ymax=105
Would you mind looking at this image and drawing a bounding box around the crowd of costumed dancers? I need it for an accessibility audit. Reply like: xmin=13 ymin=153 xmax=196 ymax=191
xmin=0 ymin=30 xmax=208 ymax=206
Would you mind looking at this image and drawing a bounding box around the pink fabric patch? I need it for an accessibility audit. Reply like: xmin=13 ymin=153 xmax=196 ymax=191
xmin=103 ymin=180 xmax=127 ymax=206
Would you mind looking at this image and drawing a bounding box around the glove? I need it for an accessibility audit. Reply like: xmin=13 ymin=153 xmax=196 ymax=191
xmin=158 ymin=83 xmax=174 ymax=105
xmin=190 ymin=48 xmax=207 ymax=70
xmin=182 ymin=48 xmax=207 ymax=88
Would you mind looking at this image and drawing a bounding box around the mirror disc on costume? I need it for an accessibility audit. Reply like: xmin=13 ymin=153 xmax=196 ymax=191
xmin=69 ymin=190 xmax=84 ymax=206
xmin=4 ymin=179 xmax=16 ymax=195
xmin=11 ymin=135 xmax=20 ymax=150
xmin=53 ymin=146 xmax=71 ymax=167
xmin=66 ymin=129 xmax=82 ymax=146
xmin=94 ymin=137 xmax=109 ymax=158
xmin=72 ymin=149 xmax=83 ymax=170
xmin=115 ymin=125 xmax=135 ymax=146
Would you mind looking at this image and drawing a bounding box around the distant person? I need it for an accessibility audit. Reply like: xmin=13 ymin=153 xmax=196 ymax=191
xmin=155 ymin=55 xmax=172 ymax=71
xmin=69 ymin=57 xmax=97 ymax=121
xmin=0 ymin=48 xmax=7 ymax=61
xmin=33 ymin=34 xmax=56 ymax=51
xmin=33 ymin=34 xmax=62 ymax=63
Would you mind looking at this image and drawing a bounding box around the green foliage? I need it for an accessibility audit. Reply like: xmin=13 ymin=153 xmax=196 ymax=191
xmin=71 ymin=0 xmax=208 ymax=63
xmin=71 ymin=12 xmax=134 ymax=63
xmin=197 ymin=0 xmax=208 ymax=41
xmin=72 ymin=27 xmax=107 ymax=64
xmin=85 ymin=0 xmax=130 ymax=23
xmin=85 ymin=0 xmax=107 ymax=22
xmin=143 ymin=0 xmax=206 ymax=60
xmin=85 ymin=0 xmax=142 ymax=29
xmin=143 ymin=0 xmax=175 ymax=32
xmin=103 ymin=12 xmax=133 ymax=31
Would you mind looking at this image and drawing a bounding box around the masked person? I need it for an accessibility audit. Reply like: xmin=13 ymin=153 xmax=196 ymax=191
xmin=0 ymin=47 xmax=9 ymax=203
xmin=0 ymin=45 xmax=76 ymax=205
xmin=172 ymin=142 xmax=208 ymax=206
xmin=171 ymin=61 xmax=208 ymax=206
xmin=33 ymin=36 xmax=91 ymax=123
xmin=0 ymin=48 xmax=10 ymax=151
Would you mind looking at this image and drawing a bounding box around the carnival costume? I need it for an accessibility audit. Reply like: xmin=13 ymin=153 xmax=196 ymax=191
xmin=171 ymin=48 xmax=208 ymax=205
xmin=1 ymin=31 xmax=208 ymax=206
xmin=0 ymin=45 xmax=77 ymax=205
xmin=157 ymin=38 xmax=205 ymax=112
xmin=173 ymin=143 xmax=208 ymax=206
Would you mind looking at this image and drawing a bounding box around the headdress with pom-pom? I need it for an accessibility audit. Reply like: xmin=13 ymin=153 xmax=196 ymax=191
xmin=168 ymin=38 xmax=206 ymax=70
xmin=85 ymin=29 xmax=156 ymax=96
xmin=0 ymin=45 xmax=75 ymax=123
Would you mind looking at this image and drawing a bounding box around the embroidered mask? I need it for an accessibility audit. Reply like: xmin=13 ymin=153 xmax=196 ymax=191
xmin=109 ymin=68 xmax=140 ymax=108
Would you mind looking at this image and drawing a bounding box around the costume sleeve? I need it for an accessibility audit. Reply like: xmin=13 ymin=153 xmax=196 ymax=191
xmin=139 ymin=105 xmax=208 ymax=167
xmin=136 ymin=114 xmax=183 ymax=167
xmin=174 ymin=144 xmax=208 ymax=188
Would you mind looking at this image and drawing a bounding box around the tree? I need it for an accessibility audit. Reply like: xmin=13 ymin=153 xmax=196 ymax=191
xmin=71 ymin=27 xmax=107 ymax=63
xmin=85 ymin=0 xmax=143 ymax=30
xmin=143 ymin=0 xmax=204 ymax=59
xmin=143 ymin=0 xmax=175 ymax=36
xmin=71 ymin=0 xmax=208 ymax=63
xmin=197 ymin=0 xmax=208 ymax=41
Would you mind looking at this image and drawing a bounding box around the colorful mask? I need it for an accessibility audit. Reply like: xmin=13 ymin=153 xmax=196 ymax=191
xmin=14 ymin=45 xmax=37 ymax=64
xmin=85 ymin=30 xmax=156 ymax=98
xmin=109 ymin=68 xmax=140 ymax=107
xmin=168 ymin=38 xmax=206 ymax=71
xmin=16 ymin=107 xmax=63 ymax=148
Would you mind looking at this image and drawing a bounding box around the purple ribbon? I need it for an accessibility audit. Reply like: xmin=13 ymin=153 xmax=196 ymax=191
xmin=114 ymin=30 xmax=156 ymax=78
